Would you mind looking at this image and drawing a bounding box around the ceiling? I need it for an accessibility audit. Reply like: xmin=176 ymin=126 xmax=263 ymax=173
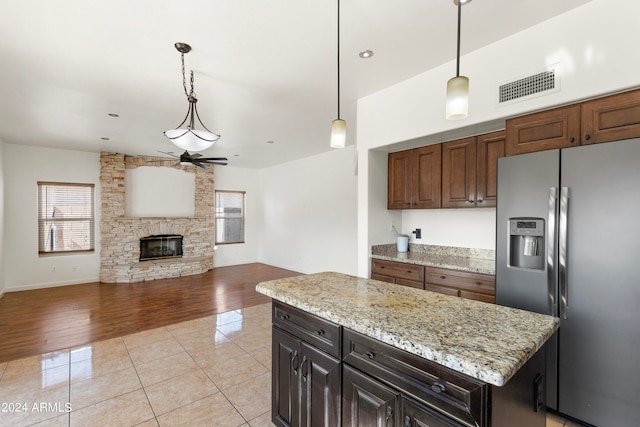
xmin=0 ymin=0 xmax=591 ymax=169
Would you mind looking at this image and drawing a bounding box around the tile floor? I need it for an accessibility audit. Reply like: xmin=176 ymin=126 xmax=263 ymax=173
xmin=0 ymin=303 xmax=273 ymax=427
xmin=0 ymin=302 xmax=578 ymax=427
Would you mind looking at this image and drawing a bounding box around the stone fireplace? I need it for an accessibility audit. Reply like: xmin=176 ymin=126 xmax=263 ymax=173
xmin=99 ymin=152 xmax=215 ymax=283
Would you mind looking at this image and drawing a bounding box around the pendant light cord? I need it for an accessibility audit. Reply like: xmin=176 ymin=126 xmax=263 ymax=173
xmin=337 ymin=0 xmax=341 ymax=120
xmin=456 ymin=1 xmax=461 ymax=77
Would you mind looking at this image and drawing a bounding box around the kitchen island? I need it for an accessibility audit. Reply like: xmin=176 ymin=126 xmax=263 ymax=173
xmin=257 ymin=272 xmax=559 ymax=427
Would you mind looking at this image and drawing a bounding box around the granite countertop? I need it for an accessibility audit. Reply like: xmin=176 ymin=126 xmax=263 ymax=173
xmin=371 ymin=244 xmax=496 ymax=275
xmin=257 ymin=272 xmax=559 ymax=387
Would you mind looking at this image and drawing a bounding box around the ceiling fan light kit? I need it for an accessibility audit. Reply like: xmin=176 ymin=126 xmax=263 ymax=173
xmin=164 ymin=42 xmax=220 ymax=152
xmin=330 ymin=0 xmax=346 ymax=149
xmin=446 ymin=0 xmax=470 ymax=120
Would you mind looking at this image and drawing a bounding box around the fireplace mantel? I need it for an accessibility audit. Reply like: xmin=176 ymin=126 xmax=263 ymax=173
xmin=99 ymin=152 xmax=215 ymax=283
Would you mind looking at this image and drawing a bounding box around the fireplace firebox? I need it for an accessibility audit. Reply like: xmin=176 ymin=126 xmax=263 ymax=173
xmin=140 ymin=235 xmax=183 ymax=261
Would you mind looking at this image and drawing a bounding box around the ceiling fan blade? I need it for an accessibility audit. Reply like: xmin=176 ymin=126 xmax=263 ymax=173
xmin=190 ymin=153 xmax=203 ymax=159
xmin=191 ymin=161 xmax=208 ymax=169
xmin=157 ymin=150 xmax=180 ymax=159
xmin=198 ymin=157 xmax=228 ymax=161
xmin=201 ymin=160 xmax=228 ymax=166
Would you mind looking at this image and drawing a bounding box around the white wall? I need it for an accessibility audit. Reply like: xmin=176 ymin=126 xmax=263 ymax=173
xmin=4 ymin=144 xmax=101 ymax=291
xmin=213 ymin=166 xmax=261 ymax=267
xmin=0 ymin=139 xmax=5 ymax=297
xmin=125 ymin=166 xmax=196 ymax=218
xmin=260 ymin=146 xmax=358 ymax=275
xmin=357 ymin=0 xmax=640 ymax=277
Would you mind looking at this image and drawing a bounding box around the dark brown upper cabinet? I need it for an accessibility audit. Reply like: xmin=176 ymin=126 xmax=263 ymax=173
xmin=506 ymin=88 xmax=640 ymax=156
xmin=505 ymin=104 xmax=581 ymax=156
xmin=441 ymin=131 xmax=505 ymax=209
xmin=581 ymin=88 xmax=640 ymax=145
xmin=442 ymin=136 xmax=477 ymax=208
xmin=476 ymin=130 xmax=506 ymax=208
xmin=388 ymin=145 xmax=441 ymax=209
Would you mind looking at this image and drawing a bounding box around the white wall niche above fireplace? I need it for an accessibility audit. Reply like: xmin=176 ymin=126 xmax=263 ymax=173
xmin=99 ymin=152 xmax=215 ymax=283
xmin=125 ymin=166 xmax=196 ymax=218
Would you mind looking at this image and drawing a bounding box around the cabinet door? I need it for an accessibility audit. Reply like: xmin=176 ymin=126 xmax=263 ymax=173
xmin=401 ymin=396 xmax=465 ymax=427
xmin=388 ymin=150 xmax=413 ymax=209
xmin=476 ymin=130 xmax=505 ymax=208
xmin=273 ymin=327 xmax=301 ymax=427
xmin=412 ymin=145 xmax=441 ymax=209
xmin=581 ymin=88 xmax=640 ymax=144
xmin=343 ymin=365 xmax=400 ymax=427
xmin=300 ymin=342 xmax=341 ymax=427
xmin=442 ymin=137 xmax=477 ymax=208
xmin=505 ymin=104 xmax=580 ymax=155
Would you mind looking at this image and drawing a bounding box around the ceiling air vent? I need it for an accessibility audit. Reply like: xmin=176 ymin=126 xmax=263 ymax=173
xmin=498 ymin=66 xmax=560 ymax=106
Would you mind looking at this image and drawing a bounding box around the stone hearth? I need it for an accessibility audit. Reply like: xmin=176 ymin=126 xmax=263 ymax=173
xmin=100 ymin=152 xmax=215 ymax=283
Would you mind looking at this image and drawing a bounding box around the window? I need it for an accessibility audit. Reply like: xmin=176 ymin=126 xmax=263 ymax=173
xmin=215 ymin=190 xmax=245 ymax=244
xmin=38 ymin=182 xmax=95 ymax=254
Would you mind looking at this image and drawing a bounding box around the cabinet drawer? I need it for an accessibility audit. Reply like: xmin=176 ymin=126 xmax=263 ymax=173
xmin=371 ymin=259 xmax=425 ymax=283
xmin=426 ymin=268 xmax=495 ymax=296
xmin=273 ymin=301 xmax=341 ymax=358
xmin=343 ymin=329 xmax=487 ymax=427
xmin=425 ymin=283 xmax=460 ymax=297
xmin=459 ymin=290 xmax=495 ymax=304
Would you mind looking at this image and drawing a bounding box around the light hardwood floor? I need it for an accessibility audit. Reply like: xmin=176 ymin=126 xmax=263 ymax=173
xmin=0 ymin=263 xmax=300 ymax=363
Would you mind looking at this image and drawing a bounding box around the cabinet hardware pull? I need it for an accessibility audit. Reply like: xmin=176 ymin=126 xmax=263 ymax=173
xmin=431 ymin=382 xmax=446 ymax=393
xmin=316 ymin=329 xmax=325 ymax=336
xmin=475 ymin=281 xmax=482 ymax=285
xmin=292 ymin=352 xmax=299 ymax=375
xmin=570 ymin=137 xmax=575 ymax=143
xmin=440 ymin=275 xmax=446 ymax=279
xmin=386 ymin=406 xmax=393 ymax=425
xmin=468 ymin=199 xmax=474 ymax=203
xmin=406 ymin=270 xmax=412 ymax=274
xmin=404 ymin=416 xmax=411 ymax=427
xmin=380 ymin=266 xmax=385 ymax=269
xmin=278 ymin=313 xmax=290 ymax=320
xmin=478 ymin=198 xmax=484 ymax=203
xmin=365 ymin=351 xmax=375 ymax=359
xmin=301 ymin=356 xmax=308 ymax=382
xmin=585 ymin=134 xmax=591 ymax=140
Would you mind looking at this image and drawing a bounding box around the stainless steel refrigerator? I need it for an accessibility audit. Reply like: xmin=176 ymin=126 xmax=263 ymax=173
xmin=496 ymin=138 xmax=640 ymax=427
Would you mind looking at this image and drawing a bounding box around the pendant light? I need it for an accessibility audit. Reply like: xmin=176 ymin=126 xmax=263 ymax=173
xmin=164 ymin=42 xmax=220 ymax=152
xmin=330 ymin=0 xmax=346 ymax=148
xmin=446 ymin=0 xmax=470 ymax=120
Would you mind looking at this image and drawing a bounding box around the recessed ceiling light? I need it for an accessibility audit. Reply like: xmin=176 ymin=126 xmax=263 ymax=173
xmin=267 ymin=140 xmax=275 ymax=144
xmin=101 ymin=137 xmax=110 ymax=141
xmin=233 ymin=154 xmax=240 ymax=157
xmin=359 ymin=50 xmax=374 ymax=59
xmin=107 ymin=113 xmax=119 ymax=117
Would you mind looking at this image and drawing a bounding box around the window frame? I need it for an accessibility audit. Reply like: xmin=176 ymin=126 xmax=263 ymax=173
xmin=215 ymin=190 xmax=246 ymax=245
xmin=37 ymin=181 xmax=96 ymax=255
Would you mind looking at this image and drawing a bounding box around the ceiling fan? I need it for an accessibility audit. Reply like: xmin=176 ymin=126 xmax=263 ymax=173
xmin=158 ymin=150 xmax=228 ymax=168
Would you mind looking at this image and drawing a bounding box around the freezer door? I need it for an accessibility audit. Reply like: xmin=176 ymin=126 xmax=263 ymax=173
xmin=496 ymin=149 xmax=560 ymax=409
xmin=558 ymin=139 xmax=640 ymax=427
xmin=496 ymin=149 xmax=559 ymax=315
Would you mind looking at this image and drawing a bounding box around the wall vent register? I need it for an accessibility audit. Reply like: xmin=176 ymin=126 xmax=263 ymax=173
xmin=499 ymin=68 xmax=558 ymax=104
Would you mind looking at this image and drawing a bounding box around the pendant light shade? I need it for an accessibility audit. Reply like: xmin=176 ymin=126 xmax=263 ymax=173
xmin=330 ymin=0 xmax=346 ymax=148
xmin=446 ymin=1 xmax=469 ymax=120
xmin=164 ymin=43 xmax=220 ymax=151
xmin=330 ymin=119 xmax=346 ymax=148
xmin=446 ymin=75 xmax=469 ymax=120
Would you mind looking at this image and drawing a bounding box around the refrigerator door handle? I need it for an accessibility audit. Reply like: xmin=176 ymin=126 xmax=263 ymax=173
xmin=559 ymin=186 xmax=569 ymax=319
xmin=547 ymin=187 xmax=558 ymax=316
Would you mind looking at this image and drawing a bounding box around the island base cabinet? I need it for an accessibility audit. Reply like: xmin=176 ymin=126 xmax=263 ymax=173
xmin=342 ymin=365 xmax=400 ymax=426
xmin=272 ymin=326 xmax=342 ymax=427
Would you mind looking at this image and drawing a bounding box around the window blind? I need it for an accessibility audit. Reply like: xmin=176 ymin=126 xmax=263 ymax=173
xmin=38 ymin=182 xmax=95 ymax=254
xmin=215 ymin=191 xmax=245 ymax=244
